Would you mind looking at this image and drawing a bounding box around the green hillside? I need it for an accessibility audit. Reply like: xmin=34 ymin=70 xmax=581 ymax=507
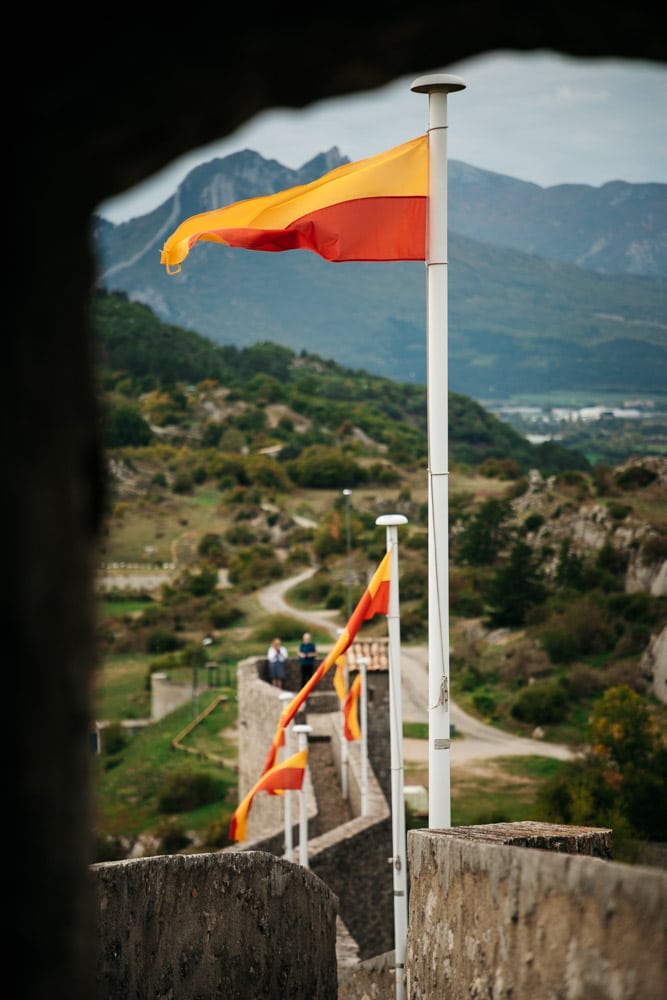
xmin=94 ymin=289 xmax=589 ymax=476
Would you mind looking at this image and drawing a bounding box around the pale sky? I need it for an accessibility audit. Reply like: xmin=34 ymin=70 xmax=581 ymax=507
xmin=97 ymin=49 xmax=667 ymax=224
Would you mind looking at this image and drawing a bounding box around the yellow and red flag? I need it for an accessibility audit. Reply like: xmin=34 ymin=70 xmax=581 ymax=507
xmin=333 ymin=653 xmax=347 ymax=704
xmin=161 ymin=136 xmax=427 ymax=273
xmin=342 ymin=673 xmax=362 ymax=741
xmin=259 ymin=550 xmax=391 ymax=779
xmin=229 ymin=747 xmax=308 ymax=843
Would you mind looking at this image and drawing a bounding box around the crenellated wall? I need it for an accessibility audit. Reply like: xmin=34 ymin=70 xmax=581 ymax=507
xmin=92 ymin=851 xmax=338 ymax=999
xmin=92 ymin=654 xmax=667 ymax=998
xmin=232 ymin=659 xmax=396 ymax=959
xmin=406 ymin=824 xmax=667 ymax=999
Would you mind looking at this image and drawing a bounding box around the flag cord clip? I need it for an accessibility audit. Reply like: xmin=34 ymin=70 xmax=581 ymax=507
xmin=431 ymin=674 xmax=448 ymax=710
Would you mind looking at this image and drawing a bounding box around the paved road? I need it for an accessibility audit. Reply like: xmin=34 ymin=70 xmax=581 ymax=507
xmin=257 ymin=568 xmax=575 ymax=767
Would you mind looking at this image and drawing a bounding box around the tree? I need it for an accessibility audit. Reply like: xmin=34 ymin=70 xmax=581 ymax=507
xmin=457 ymin=497 xmax=513 ymax=567
xmin=104 ymin=398 xmax=152 ymax=447
xmin=485 ymin=540 xmax=547 ymax=627
xmin=539 ymin=685 xmax=667 ymax=846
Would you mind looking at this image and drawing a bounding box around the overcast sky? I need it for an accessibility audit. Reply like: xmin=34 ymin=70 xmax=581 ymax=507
xmin=97 ymin=50 xmax=667 ymax=224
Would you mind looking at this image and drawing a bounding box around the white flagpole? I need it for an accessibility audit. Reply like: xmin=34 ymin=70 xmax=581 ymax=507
xmin=376 ymin=514 xmax=408 ymax=1000
xmin=336 ymin=629 xmax=350 ymax=800
xmin=279 ymin=691 xmax=294 ymax=860
xmin=293 ymin=723 xmax=312 ymax=867
xmin=411 ymin=73 xmax=466 ymax=829
xmin=340 ymin=687 xmax=350 ymax=800
xmin=358 ymin=657 xmax=369 ymax=816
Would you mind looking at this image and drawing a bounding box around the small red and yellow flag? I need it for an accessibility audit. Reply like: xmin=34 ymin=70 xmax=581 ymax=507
xmin=343 ymin=673 xmax=362 ymax=742
xmin=229 ymin=747 xmax=308 ymax=843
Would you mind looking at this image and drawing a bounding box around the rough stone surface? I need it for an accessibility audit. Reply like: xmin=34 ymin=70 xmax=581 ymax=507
xmin=92 ymin=851 xmax=337 ymax=1000
xmin=406 ymin=825 xmax=667 ymax=1000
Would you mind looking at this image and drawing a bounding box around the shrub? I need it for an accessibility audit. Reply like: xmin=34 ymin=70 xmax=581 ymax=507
xmin=459 ymin=664 xmax=482 ymax=692
xmin=208 ymin=600 xmax=241 ymax=629
xmin=472 ymin=690 xmax=496 ymax=717
xmin=523 ymin=513 xmax=545 ymax=533
xmin=202 ymin=818 xmax=233 ymax=849
xmin=253 ymin=615 xmax=304 ymax=645
xmin=562 ymin=665 xmax=606 ymax=699
xmin=156 ymin=771 xmax=223 ymax=813
xmin=510 ymin=681 xmax=568 ymax=725
xmin=172 ymin=471 xmax=194 ymax=494
xmin=187 ymin=562 xmax=219 ymax=597
xmin=540 ymin=626 xmax=579 ymax=664
xmin=198 ymin=532 xmax=227 ymax=566
xmin=101 ymin=722 xmax=128 ymax=756
xmin=155 ymin=819 xmax=191 ymax=854
xmin=451 ymin=590 xmax=485 ymax=617
xmin=146 ymin=629 xmax=180 ymax=654
xmin=615 ymin=465 xmax=658 ymax=489
xmin=607 ymin=501 xmax=632 ymax=521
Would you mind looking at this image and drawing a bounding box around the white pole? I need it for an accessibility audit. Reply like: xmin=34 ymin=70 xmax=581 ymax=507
xmin=293 ymin=723 xmax=312 ymax=867
xmin=357 ymin=657 xmax=369 ymax=816
xmin=336 ymin=628 xmax=350 ymax=799
xmin=411 ymin=73 xmax=466 ymax=829
xmin=376 ymin=514 xmax=408 ymax=1000
xmin=279 ymin=691 xmax=294 ymax=861
xmin=340 ymin=697 xmax=349 ymax=800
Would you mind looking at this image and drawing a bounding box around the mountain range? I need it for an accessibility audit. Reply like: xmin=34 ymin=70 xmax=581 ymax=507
xmin=92 ymin=149 xmax=667 ymax=402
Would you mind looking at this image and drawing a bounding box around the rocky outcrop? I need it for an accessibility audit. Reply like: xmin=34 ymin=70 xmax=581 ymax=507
xmin=640 ymin=625 xmax=667 ymax=705
xmin=513 ymin=461 xmax=667 ymax=596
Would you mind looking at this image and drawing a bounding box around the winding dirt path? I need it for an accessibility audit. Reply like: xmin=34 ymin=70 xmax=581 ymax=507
xmin=257 ymin=568 xmax=576 ymax=768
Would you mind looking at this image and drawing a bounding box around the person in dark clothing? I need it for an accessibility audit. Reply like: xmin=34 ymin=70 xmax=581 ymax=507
xmin=297 ymin=632 xmax=317 ymax=689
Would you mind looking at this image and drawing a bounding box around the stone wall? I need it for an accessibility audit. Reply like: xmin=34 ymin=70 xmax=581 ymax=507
xmin=92 ymin=851 xmax=337 ymax=999
xmin=230 ymin=693 xmax=396 ymax=960
xmin=406 ymin=823 xmax=667 ymax=999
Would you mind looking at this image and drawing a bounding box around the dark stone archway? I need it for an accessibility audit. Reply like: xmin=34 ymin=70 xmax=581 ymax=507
xmin=10 ymin=9 xmax=664 ymax=997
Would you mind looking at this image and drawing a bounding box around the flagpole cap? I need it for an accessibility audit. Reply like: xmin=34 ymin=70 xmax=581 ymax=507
xmin=411 ymin=73 xmax=466 ymax=95
xmin=376 ymin=514 xmax=408 ymax=527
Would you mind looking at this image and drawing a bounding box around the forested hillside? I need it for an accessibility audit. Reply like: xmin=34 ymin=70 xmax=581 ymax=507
xmin=94 ymin=289 xmax=589 ymax=476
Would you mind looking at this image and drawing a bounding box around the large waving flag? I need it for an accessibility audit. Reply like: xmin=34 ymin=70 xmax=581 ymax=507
xmin=229 ymin=747 xmax=308 ymax=843
xmin=160 ymin=136 xmax=427 ymax=273
xmin=259 ymin=549 xmax=392 ymax=781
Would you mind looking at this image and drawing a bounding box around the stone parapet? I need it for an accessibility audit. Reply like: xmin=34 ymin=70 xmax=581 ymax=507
xmin=406 ymin=823 xmax=667 ymax=999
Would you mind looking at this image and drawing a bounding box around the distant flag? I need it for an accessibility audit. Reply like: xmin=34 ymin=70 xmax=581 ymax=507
xmin=260 ymin=550 xmax=392 ymax=778
xmin=333 ymin=653 xmax=347 ymax=704
xmin=229 ymin=747 xmax=308 ymax=843
xmin=342 ymin=673 xmax=362 ymax=741
xmin=160 ymin=136 xmax=427 ymax=273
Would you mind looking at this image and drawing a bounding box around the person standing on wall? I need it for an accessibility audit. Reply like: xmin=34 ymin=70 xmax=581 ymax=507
xmin=297 ymin=631 xmax=318 ymax=690
xmin=267 ymin=637 xmax=288 ymax=689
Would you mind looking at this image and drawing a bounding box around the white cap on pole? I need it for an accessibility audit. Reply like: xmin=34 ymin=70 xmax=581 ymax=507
xmin=411 ymin=73 xmax=466 ymax=830
xmin=376 ymin=513 xmax=408 ymax=1000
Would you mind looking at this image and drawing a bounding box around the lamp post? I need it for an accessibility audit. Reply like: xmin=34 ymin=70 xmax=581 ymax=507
xmin=343 ymin=488 xmax=352 ymax=619
xmin=193 ymin=636 xmax=213 ymax=718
